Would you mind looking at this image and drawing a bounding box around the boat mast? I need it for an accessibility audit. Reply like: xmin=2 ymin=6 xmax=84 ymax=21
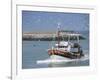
xmin=77 ymin=35 xmax=79 ymax=43
xmin=57 ymin=23 xmax=60 ymax=45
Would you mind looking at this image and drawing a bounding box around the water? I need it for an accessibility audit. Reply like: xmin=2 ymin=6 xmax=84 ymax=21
xmin=22 ymin=31 xmax=89 ymax=69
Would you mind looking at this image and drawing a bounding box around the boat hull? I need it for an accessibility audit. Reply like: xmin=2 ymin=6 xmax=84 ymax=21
xmin=48 ymin=49 xmax=84 ymax=59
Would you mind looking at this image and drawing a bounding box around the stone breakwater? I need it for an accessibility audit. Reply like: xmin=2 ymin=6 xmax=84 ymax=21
xmin=22 ymin=32 xmax=85 ymax=41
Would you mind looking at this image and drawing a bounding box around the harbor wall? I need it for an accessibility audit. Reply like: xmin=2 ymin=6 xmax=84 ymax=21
xmin=22 ymin=32 xmax=85 ymax=41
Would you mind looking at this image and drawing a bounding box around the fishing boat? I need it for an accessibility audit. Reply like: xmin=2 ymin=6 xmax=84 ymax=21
xmin=48 ymin=24 xmax=84 ymax=59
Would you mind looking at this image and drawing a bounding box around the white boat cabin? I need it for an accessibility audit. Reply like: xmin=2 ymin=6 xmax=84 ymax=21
xmin=54 ymin=41 xmax=72 ymax=52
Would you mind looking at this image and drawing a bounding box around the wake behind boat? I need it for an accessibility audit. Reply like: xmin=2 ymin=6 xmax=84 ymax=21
xmin=47 ymin=24 xmax=84 ymax=59
xmin=37 ymin=54 xmax=88 ymax=64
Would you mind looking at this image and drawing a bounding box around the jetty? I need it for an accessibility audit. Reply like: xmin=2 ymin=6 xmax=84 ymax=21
xmin=22 ymin=31 xmax=85 ymax=41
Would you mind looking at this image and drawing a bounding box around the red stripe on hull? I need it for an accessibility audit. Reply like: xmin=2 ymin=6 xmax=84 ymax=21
xmin=48 ymin=49 xmax=68 ymax=55
xmin=48 ymin=49 xmax=84 ymax=59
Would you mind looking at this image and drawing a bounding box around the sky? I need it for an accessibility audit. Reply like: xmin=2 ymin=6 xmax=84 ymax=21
xmin=22 ymin=10 xmax=89 ymax=32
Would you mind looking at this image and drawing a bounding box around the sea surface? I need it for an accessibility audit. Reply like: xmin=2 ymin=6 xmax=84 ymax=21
xmin=22 ymin=31 xmax=89 ymax=69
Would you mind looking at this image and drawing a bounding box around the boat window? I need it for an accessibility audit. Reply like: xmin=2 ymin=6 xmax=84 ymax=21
xmin=71 ymin=48 xmax=78 ymax=52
